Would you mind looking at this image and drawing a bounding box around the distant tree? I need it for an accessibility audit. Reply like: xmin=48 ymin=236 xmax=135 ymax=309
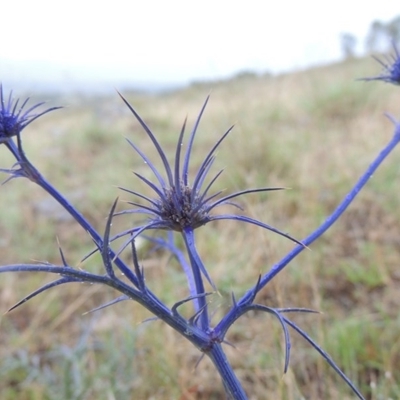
xmin=233 ymin=70 xmax=259 ymax=80
xmin=365 ymin=16 xmax=400 ymax=53
xmin=387 ymin=15 xmax=400 ymax=42
xmin=366 ymin=20 xmax=388 ymax=52
xmin=340 ymin=33 xmax=357 ymax=59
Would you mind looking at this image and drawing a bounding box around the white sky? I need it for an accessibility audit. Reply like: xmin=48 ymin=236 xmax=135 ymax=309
xmin=1 ymin=1 xmax=399 ymax=89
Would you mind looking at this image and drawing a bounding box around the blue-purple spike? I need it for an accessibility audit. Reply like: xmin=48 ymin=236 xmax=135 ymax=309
xmin=125 ymin=137 xmax=167 ymax=190
xmin=206 ymin=187 xmax=286 ymax=212
xmin=118 ymin=91 xmax=174 ymax=186
xmin=192 ymin=125 xmax=234 ymax=193
xmin=7 ymin=277 xmax=75 ymax=312
xmin=210 ymin=214 xmax=305 ymax=247
xmin=83 ymin=295 xmax=130 ymax=315
xmin=359 ymin=41 xmax=400 ymax=85
xmin=174 ymin=117 xmax=187 ymax=198
xmin=182 ymin=96 xmax=210 ymax=185
xmin=283 ymin=316 xmax=365 ymax=400
xmin=247 ymin=304 xmax=291 ymax=373
xmin=119 ymin=186 xmax=161 ymax=208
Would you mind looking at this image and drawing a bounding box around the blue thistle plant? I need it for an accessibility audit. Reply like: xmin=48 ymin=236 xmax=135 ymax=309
xmin=111 ymin=93 xmax=304 ymax=320
xmin=1 ymin=69 xmax=400 ymax=399
xmin=360 ymin=41 xmax=400 ymax=85
xmin=0 ymin=84 xmax=61 ymax=144
xmin=116 ymin=93 xmax=301 ymax=242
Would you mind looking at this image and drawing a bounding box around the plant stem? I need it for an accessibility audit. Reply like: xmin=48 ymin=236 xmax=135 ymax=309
xmin=207 ymin=343 xmax=248 ymax=399
xmin=182 ymin=228 xmax=209 ymax=330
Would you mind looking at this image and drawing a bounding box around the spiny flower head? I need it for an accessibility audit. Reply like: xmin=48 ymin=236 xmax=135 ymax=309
xmin=0 ymin=85 xmax=61 ymax=143
xmin=116 ymin=93 xmax=303 ymax=247
xmin=360 ymin=41 xmax=400 ymax=85
xmin=155 ymin=181 xmax=209 ymax=231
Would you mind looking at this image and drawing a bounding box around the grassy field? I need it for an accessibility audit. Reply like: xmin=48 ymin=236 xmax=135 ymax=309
xmin=1 ymin=56 xmax=400 ymax=399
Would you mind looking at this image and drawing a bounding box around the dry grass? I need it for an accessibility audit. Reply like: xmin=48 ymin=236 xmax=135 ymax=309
xmin=1 ymin=56 xmax=400 ymax=399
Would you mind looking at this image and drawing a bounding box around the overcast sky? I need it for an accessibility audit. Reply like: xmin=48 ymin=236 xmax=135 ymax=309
xmin=1 ymin=1 xmax=398 ymax=91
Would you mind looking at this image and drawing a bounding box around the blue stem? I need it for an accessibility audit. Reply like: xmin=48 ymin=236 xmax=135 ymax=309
xmin=182 ymin=227 xmax=209 ymax=330
xmin=6 ymin=141 xmax=246 ymax=396
xmin=148 ymin=233 xmax=200 ymax=312
xmin=216 ymin=122 xmax=400 ymax=334
xmin=0 ymin=263 xmax=211 ymax=350
xmin=7 ymin=139 xmax=140 ymax=286
xmin=5 ymin=140 xmax=194 ymax=329
xmin=207 ymin=343 xmax=248 ymax=399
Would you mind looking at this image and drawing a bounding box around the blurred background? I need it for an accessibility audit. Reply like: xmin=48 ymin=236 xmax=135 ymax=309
xmin=2 ymin=2 xmax=400 ymax=399
xmin=2 ymin=0 xmax=399 ymax=94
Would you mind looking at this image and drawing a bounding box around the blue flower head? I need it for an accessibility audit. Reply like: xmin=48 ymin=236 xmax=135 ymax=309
xmin=360 ymin=41 xmax=400 ymax=85
xmin=116 ymin=93 xmax=303 ymax=247
xmin=0 ymin=85 xmax=61 ymax=143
